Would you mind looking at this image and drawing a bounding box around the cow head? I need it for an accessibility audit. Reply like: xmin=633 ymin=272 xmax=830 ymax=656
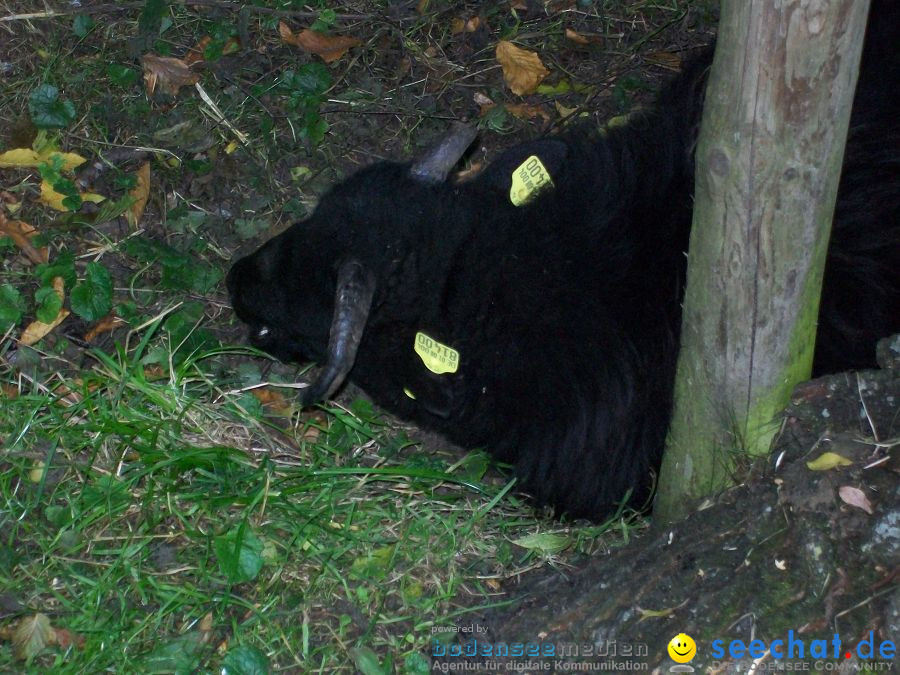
xmin=226 ymin=123 xmax=477 ymax=404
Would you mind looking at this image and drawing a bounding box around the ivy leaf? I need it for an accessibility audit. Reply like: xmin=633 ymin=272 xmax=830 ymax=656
xmin=0 ymin=284 xmax=26 ymax=330
xmin=70 ymin=262 xmax=113 ymax=321
xmin=28 ymin=85 xmax=77 ymax=129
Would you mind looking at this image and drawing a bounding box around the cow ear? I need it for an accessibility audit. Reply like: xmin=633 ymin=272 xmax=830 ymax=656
xmin=476 ymin=139 xmax=568 ymax=204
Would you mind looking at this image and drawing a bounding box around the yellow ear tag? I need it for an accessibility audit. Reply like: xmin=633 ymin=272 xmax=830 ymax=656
xmin=414 ymin=332 xmax=459 ymax=374
xmin=510 ymin=155 xmax=554 ymax=206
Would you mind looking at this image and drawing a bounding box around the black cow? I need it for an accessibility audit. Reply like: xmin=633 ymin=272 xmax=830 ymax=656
xmin=228 ymin=6 xmax=899 ymax=518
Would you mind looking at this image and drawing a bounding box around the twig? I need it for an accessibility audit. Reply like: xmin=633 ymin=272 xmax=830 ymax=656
xmin=1 ymin=1 xmax=373 ymax=22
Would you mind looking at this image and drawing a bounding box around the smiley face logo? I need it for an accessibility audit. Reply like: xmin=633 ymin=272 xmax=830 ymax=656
xmin=667 ymin=633 xmax=696 ymax=663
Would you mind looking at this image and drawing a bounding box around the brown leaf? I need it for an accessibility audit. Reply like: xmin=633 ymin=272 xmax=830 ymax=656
xmin=496 ymin=41 xmax=550 ymax=96
xmin=838 ymin=485 xmax=874 ymax=514
xmin=53 ymin=628 xmax=85 ymax=650
xmin=184 ymin=36 xmax=212 ymax=66
xmin=565 ymin=28 xmax=590 ymax=45
xmin=126 ymin=161 xmax=151 ymax=228
xmin=1 ymin=383 xmax=19 ymax=399
xmin=646 ymin=50 xmax=682 ymax=71
xmin=278 ymin=22 xmax=361 ymax=64
xmin=84 ymin=312 xmax=127 ymax=343
xmin=185 ymin=36 xmax=240 ymax=65
xmin=252 ymin=387 xmax=293 ymax=416
xmin=454 ymin=162 xmax=484 ymax=183
xmin=141 ymin=54 xmax=200 ymax=96
xmin=505 ymin=103 xmax=552 ymax=122
xmin=0 ymin=213 xmax=47 ymax=265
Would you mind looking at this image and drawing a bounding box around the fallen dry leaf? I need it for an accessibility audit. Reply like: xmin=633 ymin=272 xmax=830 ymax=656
xmin=83 ymin=312 xmax=127 ymax=343
xmin=13 ymin=614 xmax=53 ymax=661
xmin=0 ymin=148 xmax=86 ymax=172
xmin=184 ymin=36 xmax=212 ymax=66
xmin=646 ymin=50 xmax=682 ymax=71
xmin=565 ymin=28 xmax=590 ymax=45
xmin=19 ymin=310 xmax=69 ymax=346
xmin=505 ymin=103 xmax=552 ymax=122
xmin=126 ymin=161 xmax=151 ymax=228
xmin=252 ymin=387 xmax=293 ymax=416
xmin=496 ymin=40 xmax=550 ymax=96
xmin=838 ymin=485 xmax=874 ymax=514
xmin=0 ymin=213 xmax=47 ymax=264
xmin=1 ymin=383 xmax=19 ymax=399
xmin=807 ymin=452 xmax=854 ymax=471
xmin=20 ymin=276 xmax=69 ymax=346
xmin=38 ymin=181 xmax=104 ymax=212
xmin=278 ymin=22 xmax=361 ymax=64
xmin=454 ymin=161 xmax=483 ymax=182
xmin=52 ymin=628 xmax=85 ymax=650
xmin=185 ymin=36 xmax=240 ymax=66
xmin=451 ymin=16 xmax=481 ymax=34
xmin=555 ymin=101 xmax=577 ymax=118
xmin=141 ymin=54 xmax=200 ymax=96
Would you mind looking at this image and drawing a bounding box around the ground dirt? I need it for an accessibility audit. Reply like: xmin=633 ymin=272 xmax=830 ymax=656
xmin=434 ymin=336 xmax=900 ymax=672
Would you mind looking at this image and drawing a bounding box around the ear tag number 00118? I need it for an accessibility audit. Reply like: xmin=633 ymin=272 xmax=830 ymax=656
xmin=414 ymin=332 xmax=459 ymax=374
xmin=510 ymin=155 xmax=554 ymax=206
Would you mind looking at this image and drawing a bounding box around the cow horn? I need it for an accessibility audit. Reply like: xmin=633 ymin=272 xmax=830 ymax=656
xmin=409 ymin=122 xmax=477 ymax=184
xmin=301 ymin=259 xmax=375 ymax=406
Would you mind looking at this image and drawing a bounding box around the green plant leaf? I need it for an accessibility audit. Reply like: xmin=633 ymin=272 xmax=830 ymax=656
xmin=107 ymin=64 xmax=139 ymax=87
xmin=215 ymin=527 xmax=264 ymax=584
xmin=70 ymin=262 xmax=113 ymax=321
xmin=35 ymin=251 xmax=76 ymax=288
xmin=28 ymin=85 xmax=77 ymax=129
xmin=221 ymin=645 xmax=270 ymax=675
xmin=0 ymin=284 xmax=26 ymax=330
xmin=72 ymin=15 xmax=95 ymax=37
xmin=141 ymin=632 xmax=204 ymax=674
xmin=35 ymin=286 xmax=63 ymax=323
xmin=403 ymin=652 xmax=430 ymax=675
xmin=283 ymin=62 xmax=332 ymax=96
xmin=349 ymin=647 xmax=386 ymax=675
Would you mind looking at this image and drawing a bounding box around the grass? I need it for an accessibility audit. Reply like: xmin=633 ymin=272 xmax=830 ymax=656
xmin=0 ymin=1 xmax=706 ymax=671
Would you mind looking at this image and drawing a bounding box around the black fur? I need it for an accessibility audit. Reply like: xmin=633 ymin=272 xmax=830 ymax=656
xmin=228 ymin=6 xmax=899 ymax=519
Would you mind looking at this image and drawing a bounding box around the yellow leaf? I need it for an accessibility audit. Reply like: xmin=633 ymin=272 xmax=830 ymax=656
xmin=20 ymin=309 xmax=70 ymax=347
xmin=28 ymin=460 xmax=45 ymax=483
xmin=38 ymin=182 xmax=104 ymax=212
xmin=126 ymin=161 xmax=151 ymax=227
xmin=496 ymin=41 xmax=550 ymax=96
xmin=806 ymin=452 xmax=854 ymax=471
xmin=0 ymin=148 xmax=86 ymax=171
xmin=20 ymin=277 xmax=68 ymax=347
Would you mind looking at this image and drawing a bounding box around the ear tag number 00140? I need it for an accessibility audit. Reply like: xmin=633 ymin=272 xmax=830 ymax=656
xmin=510 ymin=155 xmax=554 ymax=206
xmin=414 ymin=332 xmax=459 ymax=374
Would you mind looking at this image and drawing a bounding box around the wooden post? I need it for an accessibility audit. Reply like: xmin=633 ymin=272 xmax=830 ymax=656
xmin=654 ymin=0 xmax=870 ymax=525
